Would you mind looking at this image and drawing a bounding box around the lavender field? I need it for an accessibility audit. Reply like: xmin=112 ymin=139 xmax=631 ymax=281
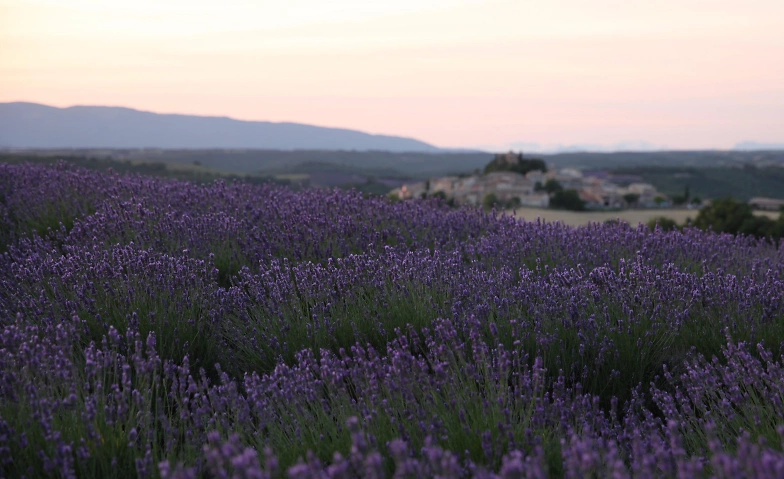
xmin=2 ymin=162 xmax=784 ymax=478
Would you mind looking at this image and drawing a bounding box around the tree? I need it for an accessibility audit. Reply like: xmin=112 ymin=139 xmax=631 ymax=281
xmin=693 ymin=197 xmax=751 ymax=235
xmin=653 ymin=196 xmax=666 ymax=207
xmin=483 ymin=193 xmax=499 ymax=211
xmin=543 ymin=179 xmax=563 ymax=193
xmin=431 ymin=191 xmax=447 ymax=201
xmin=773 ymin=211 xmax=784 ymax=241
xmin=550 ymin=189 xmax=585 ymax=211
xmin=483 ymin=152 xmax=547 ymax=176
xmin=647 ymin=216 xmax=679 ymax=232
xmin=623 ymin=193 xmax=640 ymax=206
xmin=692 ymin=197 xmax=777 ymax=238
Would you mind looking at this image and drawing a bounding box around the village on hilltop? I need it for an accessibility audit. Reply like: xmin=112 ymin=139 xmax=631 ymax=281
xmin=390 ymin=151 xmax=669 ymax=210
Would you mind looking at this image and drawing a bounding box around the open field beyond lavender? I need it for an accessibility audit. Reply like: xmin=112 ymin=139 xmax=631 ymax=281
xmin=3 ymin=162 xmax=784 ymax=478
xmin=510 ymin=207 xmax=780 ymax=228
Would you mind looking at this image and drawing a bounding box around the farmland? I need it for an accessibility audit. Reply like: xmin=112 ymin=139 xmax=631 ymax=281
xmin=510 ymin=207 xmax=780 ymax=228
xmin=2 ymin=162 xmax=784 ymax=478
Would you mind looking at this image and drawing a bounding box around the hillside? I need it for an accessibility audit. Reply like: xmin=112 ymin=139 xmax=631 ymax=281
xmin=3 ymin=148 xmax=491 ymax=178
xmin=545 ymin=149 xmax=784 ymax=169
xmin=612 ymin=165 xmax=784 ymax=201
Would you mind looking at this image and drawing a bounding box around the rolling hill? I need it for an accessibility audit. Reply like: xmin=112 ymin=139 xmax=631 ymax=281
xmin=0 ymin=102 xmax=440 ymax=152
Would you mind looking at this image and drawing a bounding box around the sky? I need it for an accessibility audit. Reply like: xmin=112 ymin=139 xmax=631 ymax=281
xmin=1 ymin=0 xmax=783 ymax=150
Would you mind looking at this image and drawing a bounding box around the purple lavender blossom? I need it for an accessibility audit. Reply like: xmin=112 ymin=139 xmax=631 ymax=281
xmin=2 ymin=162 xmax=784 ymax=478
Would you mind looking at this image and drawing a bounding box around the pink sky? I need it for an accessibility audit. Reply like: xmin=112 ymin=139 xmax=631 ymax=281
xmin=2 ymin=0 xmax=783 ymax=150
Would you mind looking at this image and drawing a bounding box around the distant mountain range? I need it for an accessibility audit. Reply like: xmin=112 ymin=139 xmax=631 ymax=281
xmin=734 ymin=142 xmax=784 ymax=151
xmin=3 ymin=102 xmax=781 ymax=154
xmin=0 ymin=102 xmax=440 ymax=152
xmin=488 ymin=141 xmax=666 ymax=154
xmin=477 ymin=141 xmax=784 ymax=155
xmin=482 ymin=141 xmax=784 ymax=154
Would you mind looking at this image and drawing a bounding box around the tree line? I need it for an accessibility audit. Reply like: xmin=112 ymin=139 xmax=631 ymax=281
xmin=647 ymin=197 xmax=784 ymax=241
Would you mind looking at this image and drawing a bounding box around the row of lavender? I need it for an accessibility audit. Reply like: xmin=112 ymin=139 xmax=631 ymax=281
xmin=2 ymin=162 xmax=784 ymax=478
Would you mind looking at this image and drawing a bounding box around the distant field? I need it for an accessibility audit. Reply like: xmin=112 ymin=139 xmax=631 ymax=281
xmin=510 ymin=207 xmax=779 ymax=227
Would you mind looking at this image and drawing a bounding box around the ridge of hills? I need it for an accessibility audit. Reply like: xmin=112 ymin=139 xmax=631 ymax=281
xmin=6 ymin=148 xmax=784 ymax=179
xmin=0 ymin=102 xmax=440 ymax=152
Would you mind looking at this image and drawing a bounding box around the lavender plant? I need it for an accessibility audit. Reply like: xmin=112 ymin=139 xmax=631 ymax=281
xmin=2 ymin=162 xmax=784 ymax=478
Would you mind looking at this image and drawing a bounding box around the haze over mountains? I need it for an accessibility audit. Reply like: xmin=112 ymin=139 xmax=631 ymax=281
xmin=484 ymin=141 xmax=666 ymax=154
xmin=734 ymin=142 xmax=784 ymax=151
xmin=0 ymin=102 xmax=440 ymax=152
xmin=1 ymin=102 xmax=782 ymax=154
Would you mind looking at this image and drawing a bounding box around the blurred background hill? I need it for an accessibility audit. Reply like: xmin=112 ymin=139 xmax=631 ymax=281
xmin=0 ymin=102 xmax=441 ymax=152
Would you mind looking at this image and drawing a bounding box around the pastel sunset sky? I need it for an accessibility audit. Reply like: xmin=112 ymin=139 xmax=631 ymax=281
xmin=2 ymin=0 xmax=783 ymax=150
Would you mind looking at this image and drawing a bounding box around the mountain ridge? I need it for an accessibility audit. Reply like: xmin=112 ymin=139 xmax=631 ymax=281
xmin=0 ymin=102 xmax=440 ymax=152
